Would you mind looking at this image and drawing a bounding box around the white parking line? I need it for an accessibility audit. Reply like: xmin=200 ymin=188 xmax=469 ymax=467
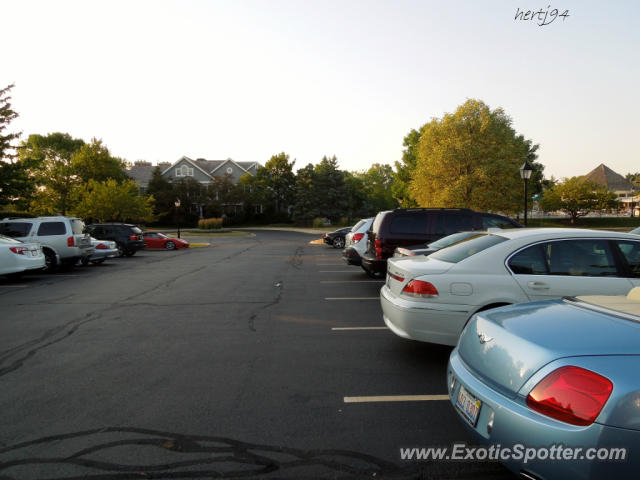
xmin=317 ymin=263 xmax=345 ymax=266
xmin=331 ymin=327 xmax=388 ymax=331
xmin=318 ymin=270 xmax=359 ymax=273
xmin=325 ymin=297 xmax=379 ymax=300
xmin=344 ymin=395 xmax=450 ymax=403
xmin=320 ymin=280 xmax=383 ymax=284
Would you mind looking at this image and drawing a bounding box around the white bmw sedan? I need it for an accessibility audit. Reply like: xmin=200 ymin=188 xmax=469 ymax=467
xmin=381 ymin=228 xmax=640 ymax=346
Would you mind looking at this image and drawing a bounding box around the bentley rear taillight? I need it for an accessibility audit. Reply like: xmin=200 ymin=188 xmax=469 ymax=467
xmin=402 ymin=280 xmax=438 ymax=297
xmin=526 ymin=366 xmax=613 ymax=426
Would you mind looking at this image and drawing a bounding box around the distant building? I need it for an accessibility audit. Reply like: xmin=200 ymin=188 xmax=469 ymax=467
xmin=127 ymin=156 xmax=261 ymax=191
xmin=583 ymin=163 xmax=639 ymax=215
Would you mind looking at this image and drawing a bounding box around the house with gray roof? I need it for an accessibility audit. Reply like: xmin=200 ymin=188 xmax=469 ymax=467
xmin=127 ymin=156 xmax=261 ymax=190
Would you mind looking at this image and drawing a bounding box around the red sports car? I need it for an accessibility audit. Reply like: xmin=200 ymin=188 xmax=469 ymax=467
xmin=143 ymin=232 xmax=189 ymax=250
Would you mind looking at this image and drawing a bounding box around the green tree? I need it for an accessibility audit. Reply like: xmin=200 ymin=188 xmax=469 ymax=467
xmin=360 ymin=163 xmax=396 ymax=213
xmin=255 ymin=152 xmax=296 ymax=217
xmin=409 ymin=99 xmax=539 ymax=215
xmin=292 ymin=164 xmax=319 ymax=224
xmin=539 ymin=177 xmax=617 ymax=223
xmin=0 ymin=83 xmax=35 ymax=208
xmin=18 ymin=132 xmax=85 ymax=215
xmin=392 ymin=128 xmax=421 ymax=207
xmin=71 ymin=138 xmax=127 ymax=183
xmin=145 ymin=166 xmax=175 ymax=222
xmin=314 ymin=155 xmax=347 ymax=222
xmin=73 ymin=179 xmax=155 ymax=222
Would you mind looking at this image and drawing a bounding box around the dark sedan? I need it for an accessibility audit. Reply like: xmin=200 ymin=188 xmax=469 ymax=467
xmin=322 ymin=226 xmax=352 ymax=249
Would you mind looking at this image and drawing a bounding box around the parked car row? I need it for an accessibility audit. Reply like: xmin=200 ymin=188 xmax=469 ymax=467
xmin=0 ymin=217 xmax=189 ymax=277
xmin=326 ymin=208 xmax=640 ymax=478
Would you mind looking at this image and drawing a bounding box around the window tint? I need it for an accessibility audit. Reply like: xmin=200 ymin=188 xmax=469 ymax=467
xmin=482 ymin=215 xmax=518 ymax=229
xmin=433 ymin=213 xmax=473 ymax=235
xmin=428 ymin=231 xmax=484 ymax=250
xmin=429 ymin=234 xmax=507 ymax=263
xmin=0 ymin=222 xmax=32 ymax=237
xmin=130 ymin=226 xmax=142 ymax=234
xmin=389 ymin=214 xmax=428 ymax=234
xmin=616 ymin=240 xmax=640 ymax=277
xmin=509 ymin=245 xmax=548 ymax=274
xmin=544 ymin=240 xmax=617 ymax=277
xmin=352 ymin=219 xmax=366 ymax=232
xmin=37 ymin=222 xmax=66 ymax=236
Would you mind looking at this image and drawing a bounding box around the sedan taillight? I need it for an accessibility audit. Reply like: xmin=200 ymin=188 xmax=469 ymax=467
xmin=129 ymin=235 xmax=138 ymax=240
xmin=402 ymin=280 xmax=439 ymax=297
xmin=352 ymin=233 xmax=364 ymax=243
xmin=96 ymin=243 xmax=108 ymax=250
xmin=526 ymin=366 xmax=613 ymax=426
xmin=9 ymin=246 xmax=29 ymax=255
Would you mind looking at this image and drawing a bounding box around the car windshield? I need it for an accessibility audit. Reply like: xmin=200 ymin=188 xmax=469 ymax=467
xmin=158 ymin=233 xmax=168 ymax=238
xmin=427 ymin=231 xmax=484 ymax=250
xmin=429 ymin=234 xmax=507 ymax=263
xmin=0 ymin=234 xmax=22 ymax=244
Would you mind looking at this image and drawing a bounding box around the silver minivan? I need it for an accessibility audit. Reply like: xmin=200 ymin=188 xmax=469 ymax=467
xmin=0 ymin=216 xmax=93 ymax=271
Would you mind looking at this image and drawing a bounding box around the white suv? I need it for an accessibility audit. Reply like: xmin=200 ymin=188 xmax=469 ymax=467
xmin=342 ymin=217 xmax=374 ymax=266
xmin=0 ymin=216 xmax=93 ymax=271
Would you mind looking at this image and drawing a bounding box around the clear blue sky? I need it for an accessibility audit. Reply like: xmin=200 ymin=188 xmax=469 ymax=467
xmin=3 ymin=0 xmax=638 ymax=179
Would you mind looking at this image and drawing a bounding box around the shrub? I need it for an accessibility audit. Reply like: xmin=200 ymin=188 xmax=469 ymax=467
xmin=312 ymin=217 xmax=328 ymax=228
xmin=198 ymin=217 xmax=224 ymax=230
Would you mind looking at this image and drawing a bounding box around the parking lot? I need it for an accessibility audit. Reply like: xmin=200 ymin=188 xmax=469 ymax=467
xmin=0 ymin=229 xmax=512 ymax=479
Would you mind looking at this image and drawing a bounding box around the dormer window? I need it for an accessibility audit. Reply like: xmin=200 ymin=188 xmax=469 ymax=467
xmin=175 ymin=165 xmax=194 ymax=177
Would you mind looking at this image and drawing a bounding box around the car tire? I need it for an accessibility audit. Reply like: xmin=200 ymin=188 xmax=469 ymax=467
xmin=116 ymin=243 xmax=125 ymax=257
xmin=90 ymin=259 xmax=105 ymax=265
xmin=125 ymin=250 xmax=136 ymax=257
xmin=80 ymin=257 xmax=89 ymax=266
xmin=43 ymin=249 xmax=57 ymax=273
xmin=165 ymin=241 xmax=176 ymax=250
xmin=365 ymin=269 xmax=384 ymax=279
xmin=333 ymin=236 xmax=345 ymax=249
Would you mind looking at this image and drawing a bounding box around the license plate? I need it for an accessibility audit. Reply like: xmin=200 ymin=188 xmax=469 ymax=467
xmin=30 ymin=250 xmax=38 ymax=257
xmin=455 ymin=385 xmax=482 ymax=427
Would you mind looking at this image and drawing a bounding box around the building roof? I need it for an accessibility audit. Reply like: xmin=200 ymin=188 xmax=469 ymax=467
xmin=583 ymin=164 xmax=636 ymax=192
xmin=126 ymin=162 xmax=156 ymax=187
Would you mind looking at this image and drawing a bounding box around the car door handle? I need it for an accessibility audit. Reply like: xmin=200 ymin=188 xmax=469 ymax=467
xmin=527 ymin=281 xmax=549 ymax=290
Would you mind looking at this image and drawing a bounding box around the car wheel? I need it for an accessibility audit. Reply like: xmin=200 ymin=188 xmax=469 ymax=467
xmin=333 ymin=236 xmax=345 ymax=249
xmin=165 ymin=241 xmax=176 ymax=250
xmin=116 ymin=243 xmax=125 ymax=257
xmin=125 ymin=250 xmax=136 ymax=257
xmin=365 ymin=269 xmax=384 ymax=279
xmin=43 ymin=249 xmax=57 ymax=272
xmin=90 ymin=259 xmax=105 ymax=265
xmin=80 ymin=257 xmax=89 ymax=266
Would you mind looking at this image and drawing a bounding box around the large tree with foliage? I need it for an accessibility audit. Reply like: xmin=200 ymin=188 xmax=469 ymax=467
xmin=409 ymin=99 xmax=540 ymax=215
xmin=539 ymin=177 xmax=618 ymax=223
xmin=392 ymin=128 xmax=421 ymax=207
xmin=0 ymin=84 xmax=35 ymax=208
xmin=71 ymin=138 xmax=127 ymax=184
xmin=254 ymin=152 xmax=296 ymax=217
xmin=73 ymin=179 xmax=155 ymax=223
xmin=292 ymin=164 xmax=319 ymax=224
xmin=19 ymin=132 xmax=85 ymax=215
xmin=313 ymin=155 xmax=348 ymax=222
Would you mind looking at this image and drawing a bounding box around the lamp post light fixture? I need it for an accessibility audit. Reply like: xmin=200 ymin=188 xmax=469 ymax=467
xmin=174 ymin=199 xmax=181 ymax=239
xmin=519 ymin=160 xmax=534 ymax=226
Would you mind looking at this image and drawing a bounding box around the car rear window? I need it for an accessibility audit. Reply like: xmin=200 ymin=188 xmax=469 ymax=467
xmin=0 ymin=222 xmax=33 ymax=237
xmin=432 ymin=213 xmax=473 ymax=235
xmin=352 ymin=219 xmax=366 ymax=232
xmin=429 ymin=234 xmax=507 ymax=263
xmin=71 ymin=219 xmax=85 ymax=234
xmin=130 ymin=226 xmax=142 ymax=234
xmin=389 ymin=214 xmax=428 ymax=234
xmin=0 ymin=234 xmax=22 ymax=244
xmin=481 ymin=214 xmax=519 ymax=229
xmin=37 ymin=222 xmax=66 ymax=236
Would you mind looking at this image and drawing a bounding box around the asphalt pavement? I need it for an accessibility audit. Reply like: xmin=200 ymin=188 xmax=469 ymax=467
xmin=0 ymin=230 xmax=513 ymax=479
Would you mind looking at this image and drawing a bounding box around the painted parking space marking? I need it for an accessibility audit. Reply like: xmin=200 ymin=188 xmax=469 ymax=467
xmin=331 ymin=326 xmax=387 ymax=331
xmin=344 ymin=395 xmax=449 ymax=403
xmin=320 ymin=280 xmax=384 ymax=283
xmin=318 ymin=270 xmax=360 ymax=273
xmin=325 ymin=297 xmax=379 ymax=300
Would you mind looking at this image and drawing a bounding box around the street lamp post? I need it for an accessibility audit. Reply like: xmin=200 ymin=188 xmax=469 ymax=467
xmin=174 ymin=199 xmax=181 ymax=239
xmin=519 ymin=160 xmax=534 ymax=226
